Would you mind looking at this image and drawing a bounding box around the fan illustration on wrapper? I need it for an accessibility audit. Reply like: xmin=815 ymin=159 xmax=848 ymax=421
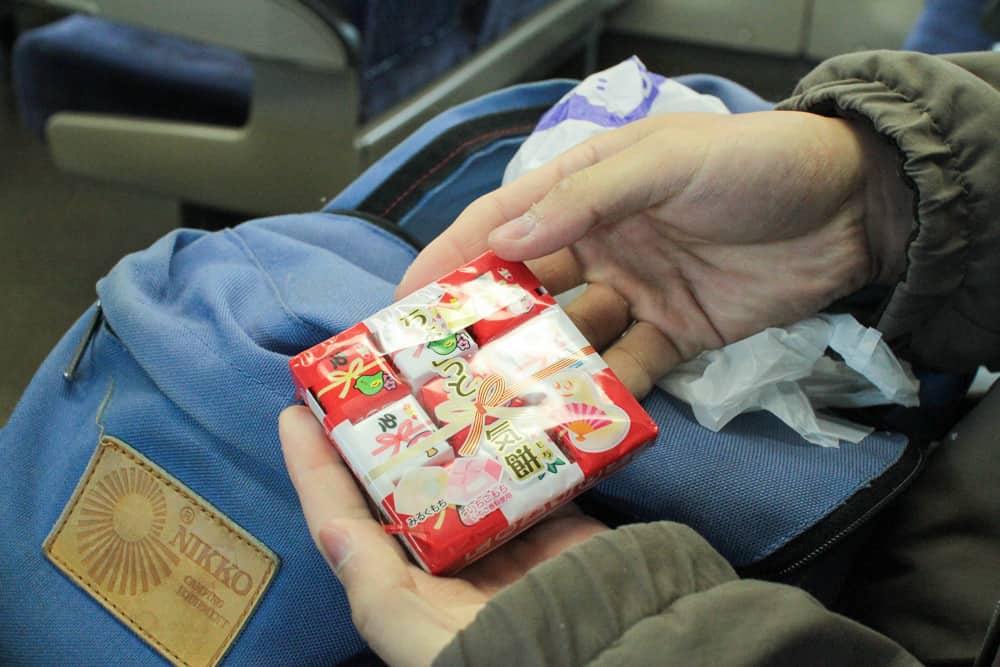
xmin=548 ymin=371 xmax=629 ymax=453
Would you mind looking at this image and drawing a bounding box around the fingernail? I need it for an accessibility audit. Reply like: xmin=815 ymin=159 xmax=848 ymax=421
xmin=490 ymin=210 xmax=537 ymax=243
xmin=319 ymin=523 xmax=353 ymax=572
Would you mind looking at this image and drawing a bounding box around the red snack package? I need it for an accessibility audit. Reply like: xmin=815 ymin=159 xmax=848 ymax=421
xmin=289 ymin=252 xmax=658 ymax=575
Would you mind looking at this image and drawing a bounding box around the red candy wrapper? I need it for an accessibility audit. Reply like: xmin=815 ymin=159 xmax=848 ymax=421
xmin=436 ymin=262 xmax=555 ymax=343
xmin=290 ymin=323 xmax=410 ymax=428
xmin=289 ymin=252 xmax=658 ymax=575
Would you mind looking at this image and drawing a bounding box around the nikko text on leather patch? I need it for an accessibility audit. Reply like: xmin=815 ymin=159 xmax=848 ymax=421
xmin=44 ymin=436 xmax=279 ymax=667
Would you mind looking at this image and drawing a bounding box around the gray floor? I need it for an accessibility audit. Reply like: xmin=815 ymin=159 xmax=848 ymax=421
xmin=1 ymin=81 xmax=180 ymax=423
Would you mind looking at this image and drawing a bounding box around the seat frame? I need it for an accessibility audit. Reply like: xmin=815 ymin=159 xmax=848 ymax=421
xmin=28 ymin=0 xmax=614 ymax=214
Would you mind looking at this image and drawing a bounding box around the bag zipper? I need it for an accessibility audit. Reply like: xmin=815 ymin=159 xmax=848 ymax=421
xmin=63 ymin=302 xmax=104 ymax=382
xmin=740 ymin=440 xmax=927 ymax=579
xmin=325 ymin=208 xmax=423 ymax=251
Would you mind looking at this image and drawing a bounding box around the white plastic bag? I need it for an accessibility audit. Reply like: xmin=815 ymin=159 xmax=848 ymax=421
xmin=503 ymin=56 xmax=728 ymax=184
xmin=657 ymin=315 xmax=919 ymax=447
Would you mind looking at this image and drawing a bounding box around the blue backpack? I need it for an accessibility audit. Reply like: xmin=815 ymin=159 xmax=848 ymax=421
xmin=0 ymin=76 xmax=966 ymax=666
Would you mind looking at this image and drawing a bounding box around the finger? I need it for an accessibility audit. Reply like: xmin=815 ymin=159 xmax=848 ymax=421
xmin=562 ymin=283 xmax=631 ymax=351
xmin=526 ymin=247 xmax=584 ymax=296
xmin=396 ymin=122 xmax=656 ymax=298
xmin=602 ymin=321 xmax=687 ymax=399
xmin=317 ymin=521 xmax=456 ymax=667
xmin=488 ymin=131 xmax=705 ymax=262
xmin=280 ymin=407 xmax=453 ymax=667
xmin=280 ymin=407 xmax=381 ymax=534
xmin=278 ymin=406 xmax=409 ymax=569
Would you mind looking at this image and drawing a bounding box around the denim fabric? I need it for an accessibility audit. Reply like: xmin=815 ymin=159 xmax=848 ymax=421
xmin=596 ymin=395 xmax=907 ymax=565
xmin=904 ymin=0 xmax=997 ymax=53
xmin=0 ymin=215 xmax=416 ymax=665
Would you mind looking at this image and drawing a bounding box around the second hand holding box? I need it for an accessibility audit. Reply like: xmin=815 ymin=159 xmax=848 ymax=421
xmin=290 ymin=252 xmax=658 ymax=575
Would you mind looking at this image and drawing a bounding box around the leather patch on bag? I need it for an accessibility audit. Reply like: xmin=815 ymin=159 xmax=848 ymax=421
xmin=44 ymin=436 xmax=279 ymax=667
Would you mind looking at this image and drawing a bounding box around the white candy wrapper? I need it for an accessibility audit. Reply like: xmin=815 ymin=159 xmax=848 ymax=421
xmin=475 ymin=309 xmax=601 ymax=380
xmin=390 ymin=329 xmax=478 ymax=386
xmin=657 ymin=314 xmax=920 ymax=447
xmin=331 ymin=396 xmax=454 ymax=500
xmin=477 ymin=423 xmax=585 ymax=523
xmin=503 ymin=56 xmax=728 ymax=185
xmin=367 ymin=284 xmax=450 ymax=354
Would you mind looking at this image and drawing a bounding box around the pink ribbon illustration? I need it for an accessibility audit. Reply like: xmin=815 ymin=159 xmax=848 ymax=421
xmin=372 ymin=418 xmax=431 ymax=457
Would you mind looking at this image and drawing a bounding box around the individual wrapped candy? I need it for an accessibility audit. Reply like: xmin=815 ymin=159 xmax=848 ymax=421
xmin=390 ymin=329 xmax=478 ymax=386
xmin=486 ymin=432 xmax=585 ymax=524
xmin=416 ymin=355 xmax=499 ymax=449
xmin=382 ymin=472 xmax=510 ymax=574
xmin=475 ymin=308 xmax=601 ymax=380
xmin=330 ymin=396 xmax=454 ymax=501
xmin=456 ymin=482 xmax=513 ymax=527
xmin=392 ymin=466 xmax=450 ymax=516
xmin=445 ymin=456 xmax=504 ymax=506
xmin=478 ymin=420 xmax=580 ymax=482
xmin=290 ymin=323 xmax=410 ymax=428
xmin=366 ymin=283 xmax=451 ymax=355
xmin=438 ymin=264 xmax=556 ymax=344
xmin=543 ymin=369 xmax=634 ymax=476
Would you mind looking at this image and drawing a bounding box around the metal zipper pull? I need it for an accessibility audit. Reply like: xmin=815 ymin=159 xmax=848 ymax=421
xmin=64 ymin=302 xmax=103 ymax=382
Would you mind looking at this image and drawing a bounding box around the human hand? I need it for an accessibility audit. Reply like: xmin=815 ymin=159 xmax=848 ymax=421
xmin=279 ymin=406 xmax=608 ymax=667
xmin=397 ymin=111 xmax=912 ymax=397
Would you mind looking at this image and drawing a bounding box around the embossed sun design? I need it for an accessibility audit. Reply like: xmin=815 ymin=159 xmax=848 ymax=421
xmin=76 ymin=466 xmax=179 ymax=595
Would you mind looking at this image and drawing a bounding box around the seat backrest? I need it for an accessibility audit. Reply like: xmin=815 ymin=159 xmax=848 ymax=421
xmin=329 ymin=0 xmax=473 ymax=120
xmin=904 ymin=0 xmax=998 ymax=53
xmin=15 ymin=0 xmax=618 ymax=214
xmin=475 ymin=0 xmax=557 ymax=47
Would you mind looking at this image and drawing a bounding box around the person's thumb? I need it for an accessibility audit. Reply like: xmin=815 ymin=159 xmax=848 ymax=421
xmin=487 ymin=135 xmax=691 ymax=261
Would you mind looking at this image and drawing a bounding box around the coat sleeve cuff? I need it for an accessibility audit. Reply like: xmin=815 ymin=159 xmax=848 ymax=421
xmin=432 ymin=522 xmax=736 ymax=667
xmin=432 ymin=520 xmax=921 ymax=666
xmin=778 ymin=50 xmax=1000 ymax=371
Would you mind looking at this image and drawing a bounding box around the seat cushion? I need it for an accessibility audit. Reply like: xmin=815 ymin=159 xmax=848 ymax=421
xmin=13 ymin=14 xmax=253 ymax=139
xmin=11 ymin=3 xmax=579 ymax=137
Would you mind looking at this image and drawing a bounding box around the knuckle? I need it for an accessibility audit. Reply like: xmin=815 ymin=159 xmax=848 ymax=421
xmin=555 ymin=169 xmax=591 ymax=197
xmin=549 ymin=171 xmax=603 ymax=226
xmin=556 ymin=140 xmax=601 ymax=182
